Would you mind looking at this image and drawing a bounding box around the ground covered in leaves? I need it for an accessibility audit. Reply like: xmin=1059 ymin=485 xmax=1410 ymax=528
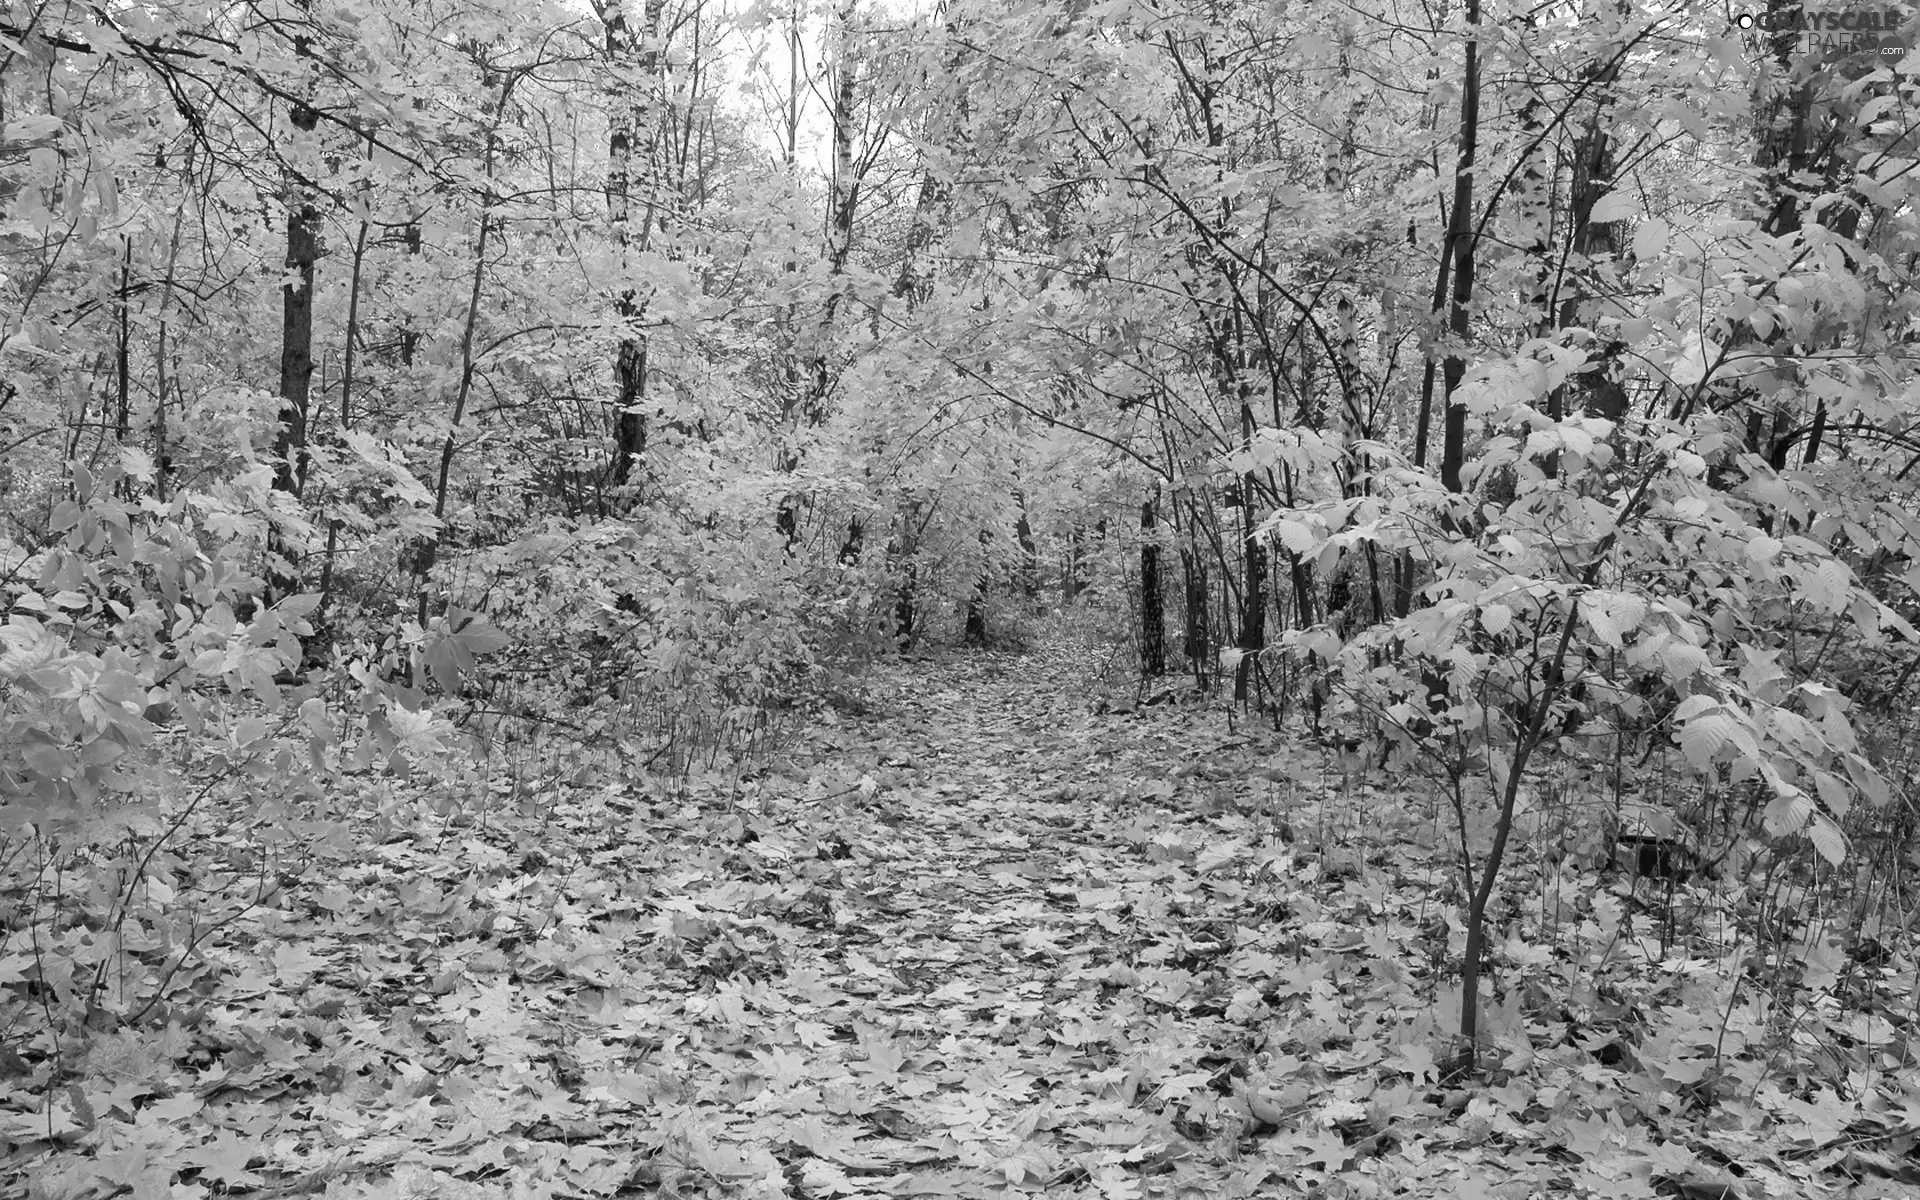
xmin=7 ymin=643 xmax=1919 ymax=1199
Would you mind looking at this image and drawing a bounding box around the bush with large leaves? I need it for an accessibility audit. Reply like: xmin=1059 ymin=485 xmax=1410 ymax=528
xmin=1266 ymin=355 xmax=1910 ymax=1069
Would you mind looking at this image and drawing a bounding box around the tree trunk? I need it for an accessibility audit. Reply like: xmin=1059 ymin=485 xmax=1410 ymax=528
xmin=777 ymin=0 xmax=863 ymax=547
xmin=963 ymin=528 xmax=991 ymax=646
xmin=322 ymin=154 xmax=374 ymax=616
xmin=1180 ymin=491 xmax=1211 ymax=691
xmin=602 ymin=0 xmax=665 ymax=505
xmin=1548 ymin=20 xmax=1626 ymax=429
xmin=1140 ymin=492 xmax=1165 ymax=676
xmin=895 ymin=561 xmax=917 ymax=647
xmin=1455 ymin=602 xmax=1581 ymax=1075
xmin=609 ymin=335 xmax=647 ymax=492
xmin=891 ymin=496 xmax=923 ymax=647
xmin=1438 ymin=0 xmax=1481 ymax=496
xmin=1233 ymin=467 xmax=1265 ymax=703
xmin=269 ymin=99 xmax=322 ymax=603
xmin=1015 ymin=489 xmax=1039 ymax=597
xmin=416 ymin=65 xmax=514 ymax=625
xmin=275 ymin=124 xmax=319 ymax=501
xmin=964 ymin=580 xmax=988 ymax=646
xmin=1742 ymin=0 xmax=1855 ymax=473
xmin=400 ymin=218 xmax=422 ymax=367
xmin=114 ymin=238 xmax=131 ymax=445
xmin=1754 ymin=0 xmax=1816 ymax=244
xmin=1064 ymin=523 xmax=1086 ymax=603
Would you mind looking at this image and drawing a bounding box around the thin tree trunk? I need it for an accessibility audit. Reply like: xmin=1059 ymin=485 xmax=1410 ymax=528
xmin=838 ymin=518 xmax=863 ymax=564
xmin=323 ymin=148 xmax=374 ymax=612
xmin=1550 ymin=24 xmax=1626 ymax=428
xmin=895 ymin=560 xmax=918 ymax=646
xmin=400 ymin=218 xmax=422 ymax=367
xmin=1182 ymin=545 xmax=1210 ymax=689
xmin=1456 ymin=602 xmax=1580 ymax=1074
xmin=891 ymin=497 xmax=923 ymax=647
xmin=1015 ymin=489 xmax=1039 ymax=597
xmin=1234 ymin=395 xmax=1265 ymax=702
xmin=777 ymin=0 xmax=862 ymax=547
xmin=603 ymin=0 xmax=665 ymax=504
xmin=415 ymin=68 xmax=514 ymax=624
xmin=152 ymin=150 xmax=191 ymax=502
xmin=881 ymin=72 xmax=951 ymax=631
xmin=1140 ymin=492 xmax=1165 ymax=676
xmin=1065 ymin=523 xmax=1086 ymax=602
xmin=276 ymin=193 xmax=317 ymax=499
xmin=1803 ymin=400 xmax=1827 ymax=465
xmin=964 ymin=529 xmax=989 ymax=647
xmin=1743 ymin=0 xmax=1847 ymax=473
xmin=1438 ymin=0 xmax=1481 ymax=496
xmin=1754 ymin=0 xmax=1816 ymax=243
xmin=114 ymin=237 xmax=130 ymax=444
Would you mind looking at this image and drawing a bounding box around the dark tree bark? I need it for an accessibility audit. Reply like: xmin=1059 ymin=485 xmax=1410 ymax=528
xmin=603 ymin=0 xmax=664 ymax=504
xmin=1140 ymin=493 xmax=1165 ymax=676
xmin=1181 ymin=512 xmax=1211 ymax=691
xmin=1546 ymin=14 xmax=1628 ymax=431
xmin=1064 ymin=523 xmax=1086 ymax=603
xmin=1014 ymin=489 xmax=1039 ymax=597
xmin=1233 ymin=466 xmax=1265 ymax=703
xmin=963 ymin=528 xmax=990 ymax=646
xmin=1438 ymin=0 xmax=1481 ymax=496
xmin=1397 ymin=0 xmax=1482 ymax=653
xmin=399 ymin=218 xmax=422 ymax=367
xmin=890 ymin=496 xmax=924 ymax=647
xmin=274 ymin=138 xmax=319 ymax=501
xmin=114 ymin=238 xmax=131 ymax=445
xmin=269 ymin=99 xmax=322 ymax=604
xmin=275 ymin=153 xmax=320 ymax=500
xmin=609 ymin=335 xmax=647 ymax=491
xmin=1754 ymin=0 xmax=1818 ymax=244
xmin=321 ymin=153 xmax=374 ymax=617
xmin=894 ymin=561 xmax=918 ymax=646
xmin=963 ymin=581 xmax=988 ymax=646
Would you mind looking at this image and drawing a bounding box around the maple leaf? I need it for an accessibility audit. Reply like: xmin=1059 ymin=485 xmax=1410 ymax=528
xmin=271 ymin=942 xmax=330 ymax=985
xmin=1443 ymin=1177 xmax=1503 ymax=1200
xmin=182 ymin=1130 xmax=263 ymax=1187
xmin=1293 ymin=1128 xmax=1351 ymax=1171
xmin=1775 ymin=1089 xmax=1856 ymax=1144
xmin=1387 ymin=1041 xmax=1439 ymax=1085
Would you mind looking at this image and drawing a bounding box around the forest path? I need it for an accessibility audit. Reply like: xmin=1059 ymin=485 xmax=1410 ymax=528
xmin=30 ymin=644 xmax=1848 ymax=1200
xmin=19 ymin=640 xmax=1460 ymax=1200
xmin=350 ymin=641 xmax=1885 ymax=1200
xmin=610 ymin=639 xmax=1418 ymax=1199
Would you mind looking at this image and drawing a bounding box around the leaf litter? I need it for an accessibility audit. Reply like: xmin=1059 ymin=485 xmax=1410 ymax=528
xmin=6 ymin=643 xmax=1918 ymax=1199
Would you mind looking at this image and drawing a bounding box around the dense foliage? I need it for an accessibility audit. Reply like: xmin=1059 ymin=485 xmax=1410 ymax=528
xmin=3 ymin=0 xmax=1919 ymax=1191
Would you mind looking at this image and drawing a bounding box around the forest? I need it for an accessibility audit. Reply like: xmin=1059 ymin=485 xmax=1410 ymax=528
xmin=2 ymin=0 xmax=1919 ymax=1195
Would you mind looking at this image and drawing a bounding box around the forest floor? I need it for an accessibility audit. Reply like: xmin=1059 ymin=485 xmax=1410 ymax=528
xmin=10 ymin=639 xmax=1920 ymax=1199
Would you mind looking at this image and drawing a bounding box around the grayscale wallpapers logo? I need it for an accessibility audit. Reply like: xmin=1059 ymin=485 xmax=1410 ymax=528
xmin=1734 ymin=7 xmax=1911 ymax=57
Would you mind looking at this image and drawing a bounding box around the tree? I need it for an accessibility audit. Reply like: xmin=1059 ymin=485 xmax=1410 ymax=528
xmin=599 ymin=0 xmax=666 ymax=502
